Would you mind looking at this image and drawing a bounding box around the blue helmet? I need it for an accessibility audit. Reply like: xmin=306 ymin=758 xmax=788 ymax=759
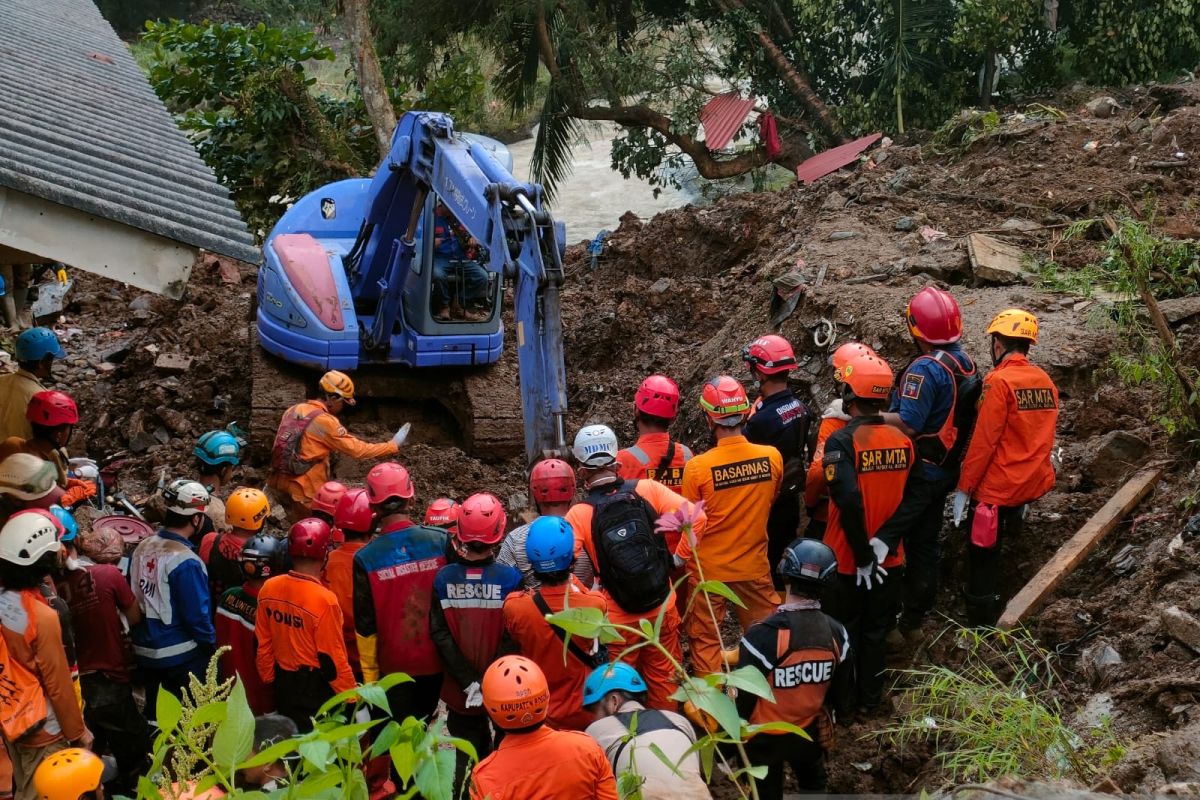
xmin=15 ymin=328 xmax=65 ymax=363
xmin=48 ymin=505 xmax=79 ymax=543
xmin=525 ymin=515 xmax=575 ymax=574
xmin=582 ymin=661 xmax=648 ymax=706
xmin=194 ymin=430 xmax=241 ymax=466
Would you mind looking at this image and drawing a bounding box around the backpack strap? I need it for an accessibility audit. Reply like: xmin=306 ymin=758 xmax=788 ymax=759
xmin=611 ymin=709 xmax=680 ymax=767
xmin=655 ymin=440 xmax=677 ymax=474
xmin=532 ymin=591 xmax=602 ymax=667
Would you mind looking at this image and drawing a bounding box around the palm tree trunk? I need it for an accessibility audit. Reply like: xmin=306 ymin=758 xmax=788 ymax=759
xmin=344 ymin=0 xmax=397 ymax=158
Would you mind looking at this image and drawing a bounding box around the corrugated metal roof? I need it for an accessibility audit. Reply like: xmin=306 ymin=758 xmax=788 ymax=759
xmin=0 ymin=0 xmax=260 ymax=263
xmin=700 ymin=93 xmax=756 ymax=151
xmin=795 ymin=133 xmax=883 ymax=185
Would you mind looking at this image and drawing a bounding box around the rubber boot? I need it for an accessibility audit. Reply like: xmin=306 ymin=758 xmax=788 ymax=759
xmin=964 ymin=590 xmax=1001 ymax=628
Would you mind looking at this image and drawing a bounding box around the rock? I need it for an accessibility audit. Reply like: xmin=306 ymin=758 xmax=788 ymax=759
xmin=129 ymin=431 xmax=157 ymax=453
xmin=1127 ymin=117 xmax=1149 ymax=134
xmin=820 ymin=191 xmax=847 ymax=212
xmin=1082 ymin=430 xmax=1150 ymax=482
xmin=887 ymin=166 xmax=916 ymax=193
xmin=154 ymin=353 xmax=193 ymax=372
xmin=1086 ymin=96 xmax=1120 ymax=118
xmin=908 ymin=242 xmax=969 ymax=281
xmin=648 ymin=277 xmax=674 ymax=295
xmin=1157 ymin=297 xmax=1200 ymax=324
xmin=128 ymin=295 xmax=155 ymax=312
xmin=1162 ymin=606 xmax=1200 ymax=652
xmin=1000 ymin=218 xmax=1041 ymax=232
xmin=1156 ymin=721 xmax=1200 ymax=781
xmin=967 ymin=233 xmax=1025 ymax=284
xmin=151 ymin=426 xmax=171 ymax=445
xmin=895 ymin=216 xmax=917 ymax=232
xmin=1081 ymin=642 xmax=1123 ymax=688
xmin=827 ymin=231 xmax=858 ymax=241
xmin=158 ymin=408 xmax=191 ymax=437
xmin=1075 ymin=692 xmax=1115 ymax=729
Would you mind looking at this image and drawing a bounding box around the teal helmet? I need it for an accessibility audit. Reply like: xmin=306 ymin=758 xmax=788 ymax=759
xmin=195 ymin=430 xmax=241 ymax=467
xmin=582 ymin=661 xmax=647 ymax=707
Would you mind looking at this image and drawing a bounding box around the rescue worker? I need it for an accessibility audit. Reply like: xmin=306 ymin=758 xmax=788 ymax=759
xmin=31 ymin=748 xmax=106 ymax=800
xmin=583 ymin=662 xmax=711 ymax=799
xmin=471 ymin=656 xmax=618 ymax=800
xmin=323 ymin=488 xmax=374 ymax=677
xmin=616 ymin=375 xmax=694 ymax=492
xmin=353 ymin=462 xmax=447 ymax=725
xmin=200 ymin=487 xmax=270 ymax=599
xmin=129 ymin=480 xmax=215 ymax=704
xmin=881 ymin=287 xmax=979 ymax=635
xmin=0 ymin=391 xmax=79 ymax=491
xmin=0 ymin=510 xmax=92 ymax=800
xmin=823 ymin=352 xmax=914 ymax=712
xmin=0 ymin=327 xmax=65 ymax=442
xmin=256 ymin=518 xmax=354 ymax=732
xmin=424 ymin=497 xmax=460 ymax=532
xmin=430 ymin=493 xmax=521 ymax=792
xmin=432 ymin=200 xmax=490 ymax=321
xmin=309 ymin=480 xmax=347 ymax=546
xmin=216 ymin=534 xmax=286 ymax=715
xmin=503 ymin=516 xmax=608 ymax=731
xmin=742 ymin=335 xmax=813 ymax=586
xmin=682 ymin=377 xmax=782 ymax=677
xmin=235 ymin=714 xmax=298 ymax=792
xmin=194 ymin=430 xmax=242 ymax=532
xmin=805 ymin=342 xmax=878 ymax=539
xmin=267 ymin=370 xmax=409 ymax=519
xmin=497 ymin=459 xmax=593 ymax=589
xmin=736 ymin=538 xmax=849 ymax=798
xmin=0 ymin=453 xmax=62 ymax=521
xmin=567 ymin=424 xmax=706 ymax=710
xmin=954 ymin=309 xmax=1059 ymax=626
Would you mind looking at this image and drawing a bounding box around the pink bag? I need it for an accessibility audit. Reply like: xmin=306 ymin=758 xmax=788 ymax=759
xmin=971 ymin=502 xmax=999 ymax=548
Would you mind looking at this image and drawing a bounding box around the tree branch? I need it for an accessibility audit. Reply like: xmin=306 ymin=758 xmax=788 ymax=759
xmin=343 ymin=0 xmax=396 ymax=158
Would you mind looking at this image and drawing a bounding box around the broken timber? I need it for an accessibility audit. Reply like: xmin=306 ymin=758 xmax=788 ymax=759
xmin=997 ymin=462 xmax=1165 ymax=629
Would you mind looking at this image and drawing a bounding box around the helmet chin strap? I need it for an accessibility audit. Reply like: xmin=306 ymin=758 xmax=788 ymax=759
xmin=584 ymin=469 xmax=620 ymax=489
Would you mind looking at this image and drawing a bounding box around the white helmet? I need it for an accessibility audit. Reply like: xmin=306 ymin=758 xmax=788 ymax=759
xmin=162 ymin=479 xmax=210 ymax=515
xmin=572 ymin=425 xmax=619 ymax=469
xmin=0 ymin=453 xmax=57 ymax=501
xmin=0 ymin=510 xmax=62 ymax=566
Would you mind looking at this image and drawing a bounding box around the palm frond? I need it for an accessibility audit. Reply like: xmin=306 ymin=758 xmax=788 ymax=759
xmin=530 ymin=82 xmax=581 ymax=203
xmin=493 ymin=12 xmax=542 ymax=111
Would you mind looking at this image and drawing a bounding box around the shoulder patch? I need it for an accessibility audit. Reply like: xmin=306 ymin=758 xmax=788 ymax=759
xmin=824 ymin=464 xmax=837 ymax=483
xmin=822 ymin=448 xmax=843 ymax=463
xmin=901 ymin=372 xmax=925 ymax=400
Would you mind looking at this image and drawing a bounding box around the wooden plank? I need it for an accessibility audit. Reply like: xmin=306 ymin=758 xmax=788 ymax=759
xmin=997 ymin=463 xmax=1165 ymax=629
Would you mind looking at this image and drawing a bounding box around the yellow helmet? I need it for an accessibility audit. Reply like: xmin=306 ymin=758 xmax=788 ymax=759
xmin=319 ymin=370 xmax=356 ymax=405
xmin=986 ymin=308 xmax=1039 ymax=344
xmin=33 ymin=748 xmax=103 ymax=800
xmin=226 ymin=487 xmax=270 ymax=532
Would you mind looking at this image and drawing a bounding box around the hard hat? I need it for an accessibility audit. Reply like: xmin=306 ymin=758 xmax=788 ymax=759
xmin=240 ymin=533 xmax=286 ymax=580
xmin=742 ymin=334 xmax=797 ymax=375
xmin=310 ymin=481 xmax=348 ymax=516
xmin=906 ymin=287 xmax=963 ymax=345
xmin=365 ymin=462 xmax=414 ymax=504
xmin=26 ymin=391 xmax=78 ymax=427
xmin=482 ymin=655 xmax=550 ymax=730
xmin=48 ymin=505 xmax=78 ymax=543
xmin=194 ymin=430 xmax=241 ymax=467
xmin=700 ymin=376 xmax=751 ymax=426
xmin=525 ymin=516 xmax=575 ymax=574
xmin=32 ymin=747 xmax=103 ymax=800
xmin=457 ymin=493 xmax=506 ymax=545
xmin=288 ymin=517 xmax=332 ymax=560
xmin=841 ymin=353 xmax=895 ymax=401
xmin=987 ymin=308 xmax=1039 ymax=344
xmin=424 ymin=497 xmax=460 ymax=531
xmin=14 ymin=327 xmax=65 ymax=362
xmin=582 ymin=661 xmax=648 ymax=706
xmin=334 ymin=488 xmax=375 ymax=535
xmin=225 ymin=487 xmax=270 ymax=532
xmin=319 ymin=370 xmax=356 ymax=405
xmin=529 ymin=458 xmax=575 ymax=505
xmin=831 ymin=342 xmax=877 ymax=383
xmin=0 ymin=453 xmax=59 ymax=501
xmin=572 ymin=425 xmax=619 ymax=469
xmin=634 ymin=375 xmax=681 ymax=419
xmin=162 ymin=479 xmax=210 ymax=516
xmin=777 ymin=537 xmax=838 ymax=588
xmin=0 ymin=509 xmax=62 ymax=566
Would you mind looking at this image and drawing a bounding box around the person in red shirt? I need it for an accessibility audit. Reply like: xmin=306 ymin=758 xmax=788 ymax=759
xmin=497 ymin=460 xmax=593 ymax=590
xmin=322 ymin=488 xmax=375 ymax=677
xmin=256 ymin=518 xmax=354 ymax=732
xmin=217 ymin=534 xmax=286 ymax=716
xmin=616 ymin=375 xmax=694 ymax=492
xmin=471 ymin=656 xmax=617 ymax=800
xmin=200 ymin=487 xmax=270 ymax=600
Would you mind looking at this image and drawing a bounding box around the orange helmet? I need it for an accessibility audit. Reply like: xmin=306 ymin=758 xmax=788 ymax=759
xmin=841 ymin=353 xmax=894 ymax=401
xmin=830 ymin=342 xmax=877 ymax=383
xmin=482 ymin=655 xmax=550 ymax=730
xmin=226 ymin=487 xmax=270 ymax=532
xmin=319 ymin=370 xmax=356 ymax=405
xmin=33 ymin=748 xmax=103 ymax=800
xmin=700 ymin=376 xmax=750 ymax=426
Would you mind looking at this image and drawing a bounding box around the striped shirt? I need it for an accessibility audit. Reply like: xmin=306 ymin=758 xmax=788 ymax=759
xmin=497 ymin=522 xmax=595 ymax=590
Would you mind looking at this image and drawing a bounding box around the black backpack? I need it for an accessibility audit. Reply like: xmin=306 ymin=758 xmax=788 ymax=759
xmin=587 ymin=480 xmax=671 ymax=614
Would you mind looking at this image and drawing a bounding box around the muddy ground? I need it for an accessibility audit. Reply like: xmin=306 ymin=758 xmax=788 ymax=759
xmin=35 ymin=79 xmax=1200 ymax=794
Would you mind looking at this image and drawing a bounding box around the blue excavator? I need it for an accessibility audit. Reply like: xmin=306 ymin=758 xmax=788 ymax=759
xmin=253 ymin=111 xmax=568 ymax=461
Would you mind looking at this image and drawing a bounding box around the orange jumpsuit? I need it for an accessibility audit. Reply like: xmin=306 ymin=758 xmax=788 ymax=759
xmin=616 ymin=432 xmax=694 ymax=493
xmin=322 ymin=539 xmax=366 ymax=676
xmin=804 ymin=417 xmax=846 ymax=531
xmin=255 ymin=572 xmax=356 ymax=701
xmin=470 ymin=726 xmax=618 ymax=800
xmin=565 ymin=479 xmax=705 ymax=710
xmin=267 ymin=400 xmax=398 ymax=507
xmin=681 ymin=435 xmax=782 ymax=676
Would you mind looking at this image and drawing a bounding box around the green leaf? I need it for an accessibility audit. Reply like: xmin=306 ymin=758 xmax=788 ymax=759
xmin=378 ymin=672 xmax=415 ymax=691
xmin=238 ymin=735 xmax=302 ymax=769
xmin=692 ymin=580 xmax=746 ymax=609
xmin=212 ymin=680 xmax=254 ymax=768
xmin=414 ymin=745 xmax=457 ymax=800
xmin=720 ymin=666 xmax=775 ymax=702
xmin=638 ymin=618 xmax=655 ymax=638
xmin=391 ymin=741 xmax=417 ymax=786
xmin=698 ymin=738 xmax=715 ymax=780
xmin=684 ymin=681 xmax=741 ymax=740
xmin=371 ymin=720 xmax=403 ymax=759
xmin=299 ymin=739 xmax=333 ymax=770
xmin=648 ymin=742 xmax=684 ymax=778
xmin=744 ymin=720 xmax=810 ymax=737
xmin=358 ymin=683 xmax=391 ymax=713
xmin=191 ymin=702 xmax=228 ymax=728
xmin=156 ymin=687 xmax=183 ymax=734
xmin=545 ymin=605 xmax=608 ymax=638
xmin=346 ymin=768 xmax=370 ymax=800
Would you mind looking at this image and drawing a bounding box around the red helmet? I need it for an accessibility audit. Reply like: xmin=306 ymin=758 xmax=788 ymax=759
xmin=529 ymin=459 xmax=575 ymax=505
xmin=634 ymin=375 xmax=680 ymax=419
xmin=742 ymin=335 xmax=797 ymax=375
xmin=906 ymin=287 xmax=963 ymax=345
xmin=310 ymin=481 xmax=347 ymax=516
xmin=457 ymin=493 xmax=507 ymax=545
xmin=334 ymin=488 xmax=375 ymax=535
xmin=365 ymin=462 xmax=414 ymax=504
xmin=700 ymin=376 xmax=751 ymax=427
xmin=424 ymin=497 xmax=461 ymax=531
xmin=26 ymin=391 xmax=78 ymax=427
xmin=288 ymin=517 xmax=332 ymax=560
xmin=831 ymin=342 xmax=877 ymax=383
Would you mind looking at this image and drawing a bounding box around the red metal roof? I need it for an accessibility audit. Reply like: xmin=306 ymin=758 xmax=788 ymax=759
xmin=700 ymin=93 xmax=756 ymax=151
xmin=794 ymin=133 xmax=883 ymax=184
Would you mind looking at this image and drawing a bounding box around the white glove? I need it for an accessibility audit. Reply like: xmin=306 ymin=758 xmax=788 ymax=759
xmin=822 ymin=398 xmax=850 ymax=421
xmin=869 ymin=537 xmax=889 ymax=564
xmin=464 ymin=681 xmax=483 ymax=709
xmin=354 ymin=706 xmax=372 ymax=724
xmin=393 ymin=422 xmax=411 ymax=448
xmin=952 ymin=490 xmax=970 ymax=527
xmin=856 ymin=562 xmax=887 ymax=591
xmin=672 ymin=553 xmax=685 ymax=570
